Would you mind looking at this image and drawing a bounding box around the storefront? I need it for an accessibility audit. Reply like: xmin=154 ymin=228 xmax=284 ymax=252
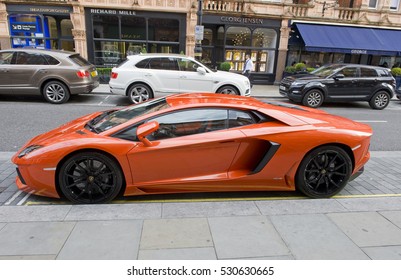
xmin=201 ymin=15 xmax=281 ymax=84
xmin=287 ymin=22 xmax=401 ymax=68
xmin=6 ymin=4 xmax=74 ymax=51
xmin=85 ymin=8 xmax=187 ymax=67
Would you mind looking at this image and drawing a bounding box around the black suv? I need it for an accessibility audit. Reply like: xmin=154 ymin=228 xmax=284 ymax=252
xmin=279 ymin=63 xmax=395 ymax=109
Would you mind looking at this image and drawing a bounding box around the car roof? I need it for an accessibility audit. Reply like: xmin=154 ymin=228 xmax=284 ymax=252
xmin=0 ymin=48 xmax=77 ymax=57
xmin=324 ymin=63 xmax=386 ymax=69
xmin=127 ymin=53 xmax=191 ymax=59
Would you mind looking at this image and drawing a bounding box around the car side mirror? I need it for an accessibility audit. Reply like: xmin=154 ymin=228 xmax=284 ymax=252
xmin=137 ymin=121 xmax=159 ymax=147
xmin=197 ymin=67 xmax=206 ymax=75
xmin=334 ymin=74 xmax=345 ymax=80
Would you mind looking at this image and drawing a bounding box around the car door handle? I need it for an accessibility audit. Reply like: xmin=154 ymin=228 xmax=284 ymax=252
xmin=144 ymin=73 xmax=152 ymax=77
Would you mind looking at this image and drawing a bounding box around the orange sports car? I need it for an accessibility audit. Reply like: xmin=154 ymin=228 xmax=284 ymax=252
xmin=12 ymin=93 xmax=372 ymax=204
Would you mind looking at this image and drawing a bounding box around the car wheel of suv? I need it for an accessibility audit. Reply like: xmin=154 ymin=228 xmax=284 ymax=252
xmin=128 ymin=83 xmax=153 ymax=104
xmin=42 ymin=81 xmax=70 ymax=104
xmin=217 ymin=86 xmax=239 ymax=95
xmin=369 ymin=91 xmax=390 ymax=110
xmin=302 ymin=89 xmax=324 ymax=108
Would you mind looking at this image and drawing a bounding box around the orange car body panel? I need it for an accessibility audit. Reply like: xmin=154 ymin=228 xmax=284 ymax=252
xmin=12 ymin=93 xmax=372 ymax=199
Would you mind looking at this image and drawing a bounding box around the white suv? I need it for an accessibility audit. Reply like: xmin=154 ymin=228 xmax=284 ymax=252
xmin=109 ymin=53 xmax=251 ymax=104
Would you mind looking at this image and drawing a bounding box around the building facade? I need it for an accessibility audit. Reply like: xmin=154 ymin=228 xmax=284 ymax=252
xmin=1 ymin=0 xmax=401 ymax=84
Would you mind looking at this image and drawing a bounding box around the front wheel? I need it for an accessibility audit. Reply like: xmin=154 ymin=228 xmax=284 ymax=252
xmin=296 ymin=146 xmax=352 ymax=198
xmin=58 ymin=152 xmax=123 ymax=204
xmin=42 ymin=81 xmax=70 ymax=104
xmin=369 ymin=91 xmax=390 ymax=110
xmin=302 ymin=89 xmax=324 ymax=108
xmin=127 ymin=83 xmax=153 ymax=104
xmin=217 ymin=85 xmax=239 ymax=95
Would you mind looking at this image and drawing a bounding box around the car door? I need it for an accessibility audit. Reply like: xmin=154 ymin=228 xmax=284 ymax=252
xmin=126 ymin=108 xmax=244 ymax=186
xmin=325 ymin=66 xmax=359 ymax=100
xmin=358 ymin=67 xmax=380 ymax=99
xmin=9 ymin=51 xmax=49 ymax=94
xmin=142 ymin=57 xmax=181 ymax=95
xmin=177 ymin=57 xmax=215 ymax=92
xmin=0 ymin=51 xmax=15 ymax=93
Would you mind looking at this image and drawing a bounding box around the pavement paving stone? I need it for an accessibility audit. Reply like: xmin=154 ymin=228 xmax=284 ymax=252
xmin=379 ymin=211 xmax=401 ymax=229
xmin=140 ymin=218 xmax=213 ymax=250
xmin=0 ymin=191 xmax=14 ymax=204
xmin=208 ymin=216 xmax=289 ymax=259
xmin=255 ymin=199 xmax=347 ymax=216
xmin=0 ymin=221 xmax=75 ymax=256
xmin=64 ymin=203 xmax=162 ymax=221
xmin=161 ymin=201 xmax=261 ymax=218
xmin=0 ymin=223 xmax=5 ymax=231
xmin=270 ymin=214 xmax=369 ymax=260
xmin=138 ymin=247 xmax=217 ymax=260
xmin=57 ymin=220 xmax=143 ymax=260
xmin=336 ymin=197 xmax=401 ymax=212
xmin=0 ymin=205 xmax=72 ymax=222
xmin=327 ymin=212 xmax=401 ymax=247
xmin=237 ymin=255 xmax=295 ymax=260
xmin=362 ymin=246 xmax=401 ymax=260
xmin=0 ymin=254 xmax=57 ymax=260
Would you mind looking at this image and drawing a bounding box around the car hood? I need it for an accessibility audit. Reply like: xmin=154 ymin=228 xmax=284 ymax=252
xmin=213 ymin=70 xmax=248 ymax=81
xmin=283 ymin=73 xmax=323 ymax=83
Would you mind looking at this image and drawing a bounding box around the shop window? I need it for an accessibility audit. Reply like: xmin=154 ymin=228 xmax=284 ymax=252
xmin=93 ymin=15 xmax=119 ymax=39
xmin=94 ymin=41 xmax=122 ymax=66
xmin=226 ymin=27 xmax=251 ymax=47
xmin=61 ymin=19 xmax=73 ymax=37
xmin=368 ymin=0 xmax=377 ymax=8
xmin=202 ymin=28 xmax=213 ymax=46
xmin=121 ymin=17 xmax=146 ymax=40
xmin=148 ymin=18 xmax=179 ymax=42
xmin=216 ymin=26 xmax=225 ymax=46
xmin=252 ymin=28 xmax=277 ymax=48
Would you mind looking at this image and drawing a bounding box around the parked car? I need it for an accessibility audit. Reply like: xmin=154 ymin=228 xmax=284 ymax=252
xmin=12 ymin=93 xmax=371 ymax=204
xmin=0 ymin=48 xmax=99 ymax=104
xmin=109 ymin=53 xmax=251 ymax=104
xmin=279 ymin=63 xmax=395 ymax=109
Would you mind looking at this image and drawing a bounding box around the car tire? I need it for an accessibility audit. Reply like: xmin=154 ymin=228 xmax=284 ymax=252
xmin=369 ymin=91 xmax=390 ymax=110
xmin=42 ymin=81 xmax=70 ymax=104
xmin=127 ymin=83 xmax=153 ymax=104
xmin=295 ymin=145 xmax=352 ymax=198
xmin=302 ymin=89 xmax=324 ymax=108
xmin=58 ymin=152 xmax=123 ymax=204
xmin=217 ymin=85 xmax=240 ymax=95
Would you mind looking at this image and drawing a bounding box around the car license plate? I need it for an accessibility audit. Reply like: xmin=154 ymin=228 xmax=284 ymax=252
xmin=279 ymin=85 xmax=286 ymax=91
xmin=91 ymin=70 xmax=98 ymax=77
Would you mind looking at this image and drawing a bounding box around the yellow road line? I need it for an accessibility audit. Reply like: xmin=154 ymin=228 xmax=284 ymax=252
xmin=24 ymin=193 xmax=401 ymax=206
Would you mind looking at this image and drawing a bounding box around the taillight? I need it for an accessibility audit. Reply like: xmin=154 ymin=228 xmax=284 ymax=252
xmin=111 ymin=72 xmax=118 ymax=79
xmin=76 ymin=70 xmax=90 ymax=78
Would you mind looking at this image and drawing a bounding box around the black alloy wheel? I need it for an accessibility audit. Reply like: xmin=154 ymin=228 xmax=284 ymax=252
xmin=369 ymin=91 xmax=390 ymax=110
xmin=59 ymin=152 xmax=123 ymax=204
xmin=296 ymin=146 xmax=352 ymax=198
xmin=302 ymin=89 xmax=324 ymax=108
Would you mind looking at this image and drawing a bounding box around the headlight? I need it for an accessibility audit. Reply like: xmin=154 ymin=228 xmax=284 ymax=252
xmin=18 ymin=145 xmax=43 ymax=158
xmin=291 ymin=81 xmax=307 ymax=87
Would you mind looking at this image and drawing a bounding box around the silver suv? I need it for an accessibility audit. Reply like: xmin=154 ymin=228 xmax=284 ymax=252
xmin=0 ymin=49 xmax=99 ymax=104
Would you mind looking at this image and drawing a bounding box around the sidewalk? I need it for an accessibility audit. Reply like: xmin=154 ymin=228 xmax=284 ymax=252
xmin=1 ymin=152 xmax=401 ymax=259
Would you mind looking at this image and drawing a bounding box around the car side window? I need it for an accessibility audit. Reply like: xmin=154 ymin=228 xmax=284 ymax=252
xmin=339 ymin=67 xmax=357 ymax=78
xmin=135 ymin=58 xmax=150 ymax=68
xmin=15 ymin=52 xmax=48 ymax=65
xmin=44 ymin=55 xmax=60 ymax=65
xmin=0 ymin=52 xmax=14 ymax=65
xmin=177 ymin=58 xmax=200 ymax=72
xmin=148 ymin=109 xmax=228 ymax=141
xmin=360 ymin=67 xmax=378 ymax=77
xmin=228 ymin=110 xmax=256 ymax=128
xmin=148 ymin=58 xmax=179 ymax=71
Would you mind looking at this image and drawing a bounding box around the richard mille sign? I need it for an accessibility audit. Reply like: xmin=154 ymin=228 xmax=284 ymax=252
xmin=90 ymin=9 xmax=136 ymax=16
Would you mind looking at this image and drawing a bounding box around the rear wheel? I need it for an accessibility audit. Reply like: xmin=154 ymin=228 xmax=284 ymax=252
xmin=42 ymin=81 xmax=70 ymax=104
xmin=302 ymin=89 xmax=324 ymax=108
xmin=296 ymin=146 xmax=352 ymax=198
xmin=58 ymin=152 xmax=123 ymax=204
xmin=369 ymin=91 xmax=390 ymax=109
xmin=127 ymin=83 xmax=153 ymax=104
xmin=217 ymin=85 xmax=239 ymax=95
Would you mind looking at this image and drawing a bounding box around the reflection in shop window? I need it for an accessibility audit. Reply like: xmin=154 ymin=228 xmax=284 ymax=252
xmin=202 ymin=28 xmax=213 ymax=46
xmin=121 ymin=17 xmax=146 ymax=40
xmin=252 ymin=28 xmax=277 ymax=48
xmin=93 ymin=15 xmax=119 ymax=39
xmin=148 ymin=18 xmax=179 ymax=42
xmin=226 ymin=27 xmax=251 ymax=46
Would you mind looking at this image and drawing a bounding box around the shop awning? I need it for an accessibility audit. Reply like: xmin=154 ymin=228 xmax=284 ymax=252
xmin=295 ymin=23 xmax=401 ymax=56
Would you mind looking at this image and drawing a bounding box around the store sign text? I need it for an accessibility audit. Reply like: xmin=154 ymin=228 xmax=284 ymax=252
xmin=220 ymin=16 xmax=263 ymax=25
xmin=351 ymin=49 xmax=367 ymax=54
xmin=90 ymin=9 xmax=136 ymax=16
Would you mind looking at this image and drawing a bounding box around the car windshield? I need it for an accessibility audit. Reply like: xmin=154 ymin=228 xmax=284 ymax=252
xmin=88 ymin=97 xmax=169 ymax=133
xmin=310 ymin=65 xmax=343 ymax=78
